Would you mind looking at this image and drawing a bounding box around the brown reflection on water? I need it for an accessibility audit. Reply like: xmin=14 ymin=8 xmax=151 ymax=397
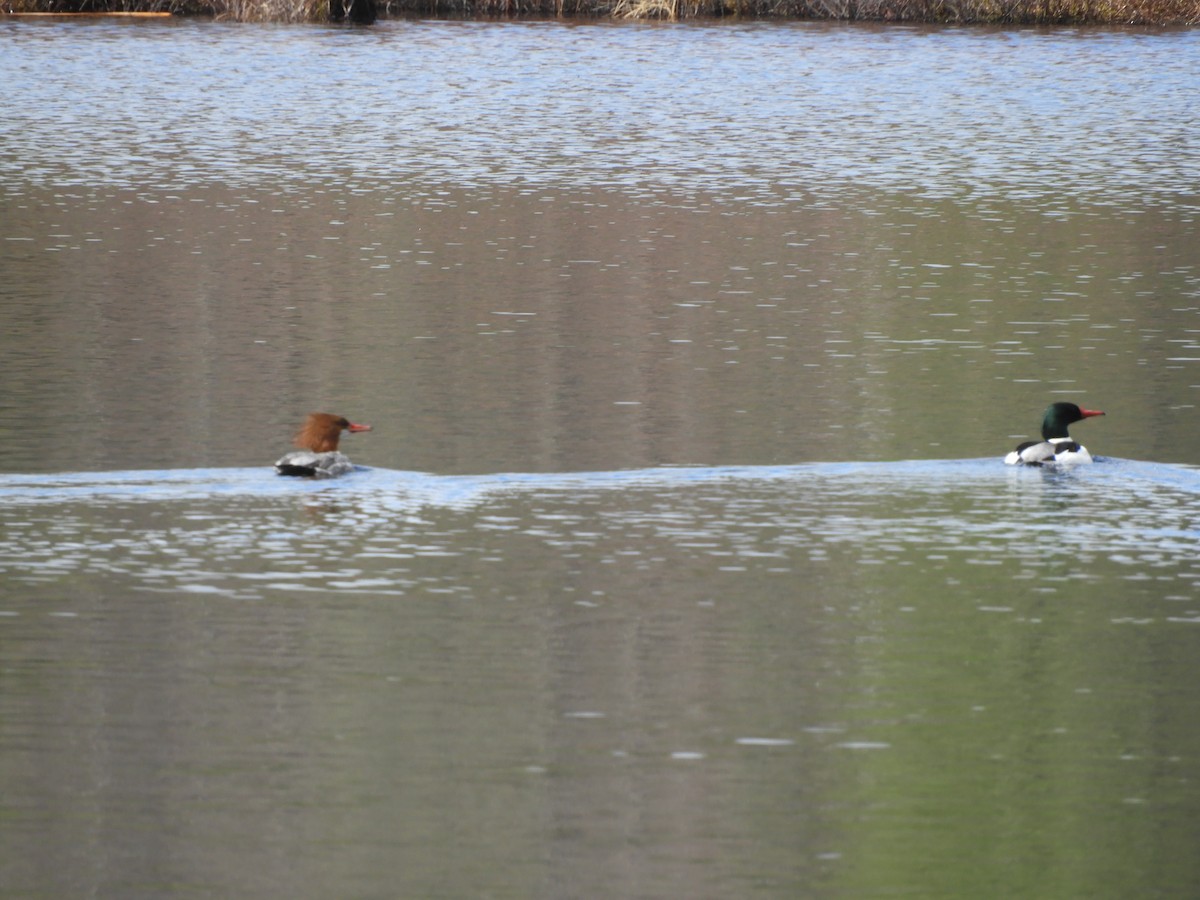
xmin=0 ymin=488 xmax=865 ymax=897
xmin=1 ymin=183 xmax=1198 ymax=474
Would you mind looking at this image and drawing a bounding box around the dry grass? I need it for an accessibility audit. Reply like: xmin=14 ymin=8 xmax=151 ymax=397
xmin=2 ymin=0 xmax=347 ymax=18
xmin=212 ymin=0 xmax=325 ymax=20
xmin=3 ymin=0 xmax=187 ymax=11
xmin=387 ymin=0 xmax=1199 ymax=22
xmin=611 ymin=0 xmax=677 ymax=17
xmin=4 ymin=0 xmax=1197 ymax=23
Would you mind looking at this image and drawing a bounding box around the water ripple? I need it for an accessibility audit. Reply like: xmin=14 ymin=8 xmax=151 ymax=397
xmin=2 ymin=21 xmax=1197 ymax=211
xmin=2 ymin=459 xmax=1198 ymax=601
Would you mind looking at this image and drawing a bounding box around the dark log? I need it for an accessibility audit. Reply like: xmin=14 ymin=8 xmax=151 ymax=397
xmin=329 ymin=0 xmax=375 ymax=23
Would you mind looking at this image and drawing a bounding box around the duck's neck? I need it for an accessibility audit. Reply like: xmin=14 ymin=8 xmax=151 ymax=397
xmin=311 ymin=434 xmax=341 ymax=453
xmin=297 ymin=418 xmax=342 ymax=452
xmin=1041 ymin=416 xmax=1072 ymax=441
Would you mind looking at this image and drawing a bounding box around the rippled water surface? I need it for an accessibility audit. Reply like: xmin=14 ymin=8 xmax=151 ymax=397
xmin=3 ymin=459 xmax=1200 ymax=897
xmin=3 ymin=19 xmax=1199 ymax=205
xmin=2 ymin=16 xmax=1200 ymax=899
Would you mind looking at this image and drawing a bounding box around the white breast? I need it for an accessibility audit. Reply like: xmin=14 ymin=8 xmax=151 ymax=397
xmin=1004 ymin=438 xmax=1093 ymax=466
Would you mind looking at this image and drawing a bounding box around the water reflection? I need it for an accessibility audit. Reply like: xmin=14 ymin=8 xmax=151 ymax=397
xmin=4 ymin=17 xmax=1200 ymax=899
xmin=2 ymin=182 xmax=1198 ymax=474
xmin=3 ymin=459 xmax=1200 ymax=897
xmin=3 ymin=458 xmax=1198 ymax=600
xmin=2 ymin=21 xmax=1199 ymax=473
xmin=2 ymin=21 xmax=1198 ymax=207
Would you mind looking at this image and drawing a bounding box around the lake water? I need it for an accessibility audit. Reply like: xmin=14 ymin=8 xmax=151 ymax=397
xmin=2 ymin=17 xmax=1200 ymax=899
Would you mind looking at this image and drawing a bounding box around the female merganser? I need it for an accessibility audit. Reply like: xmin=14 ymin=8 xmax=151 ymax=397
xmin=1004 ymin=402 xmax=1105 ymax=466
xmin=275 ymin=412 xmax=372 ymax=477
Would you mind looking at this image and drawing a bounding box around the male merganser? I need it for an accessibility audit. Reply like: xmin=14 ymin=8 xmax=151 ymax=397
xmin=1004 ymin=402 xmax=1105 ymax=466
xmin=275 ymin=412 xmax=372 ymax=477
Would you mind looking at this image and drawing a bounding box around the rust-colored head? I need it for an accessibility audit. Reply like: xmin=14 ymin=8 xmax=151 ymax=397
xmin=293 ymin=412 xmax=372 ymax=453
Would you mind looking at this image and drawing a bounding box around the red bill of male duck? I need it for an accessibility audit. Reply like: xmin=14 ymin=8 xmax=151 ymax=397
xmin=275 ymin=413 xmax=372 ymax=478
xmin=1004 ymin=402 xmax=1105 ymax=466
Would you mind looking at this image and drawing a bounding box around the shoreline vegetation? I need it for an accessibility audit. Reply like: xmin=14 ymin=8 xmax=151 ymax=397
xmin=3 ymin=0 xmax=1197 ymax=25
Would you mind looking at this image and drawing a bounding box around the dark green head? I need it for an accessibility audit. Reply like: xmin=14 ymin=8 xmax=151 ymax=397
xmin=1041 ymin=402 xmax=1105 ymax=440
